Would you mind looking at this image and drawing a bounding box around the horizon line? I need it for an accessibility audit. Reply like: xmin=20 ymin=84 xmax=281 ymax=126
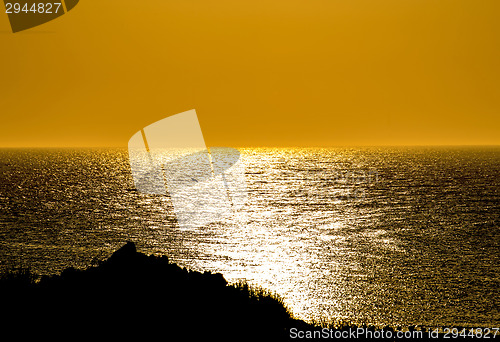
xmin=0 ymin=144 xmax=499 ymax=149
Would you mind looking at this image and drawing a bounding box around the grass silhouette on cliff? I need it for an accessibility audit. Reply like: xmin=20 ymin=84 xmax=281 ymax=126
xmin=0 ymin=242 xmax=469 ymax=340
xmin=0 ymin=241 xmax=307 ymax=340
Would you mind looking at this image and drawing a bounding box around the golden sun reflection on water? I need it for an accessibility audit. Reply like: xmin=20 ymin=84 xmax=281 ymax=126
xmin=1 ymin=147 xmax=498 ymax=327
xmin=153 ymin=148 xmax=499 ymax=327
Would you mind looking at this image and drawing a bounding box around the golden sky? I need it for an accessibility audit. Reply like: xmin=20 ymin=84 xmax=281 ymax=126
xmin=1 ymin=0 xmax=499 ymax=147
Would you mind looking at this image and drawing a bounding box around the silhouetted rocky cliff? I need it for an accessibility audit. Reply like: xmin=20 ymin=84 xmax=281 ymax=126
xmin=0 ymin=242 xmax=306 ymax=340
xmin=0 ymin=242 xmax=465 ymax=341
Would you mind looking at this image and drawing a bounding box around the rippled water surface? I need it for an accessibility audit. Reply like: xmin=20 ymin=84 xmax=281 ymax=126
xmin=0 ymin=147 xmax=499 ymax=327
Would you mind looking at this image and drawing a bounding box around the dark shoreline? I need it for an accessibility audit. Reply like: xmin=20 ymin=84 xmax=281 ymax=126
xmin=0 ymin=242 xmax=494 ymax=340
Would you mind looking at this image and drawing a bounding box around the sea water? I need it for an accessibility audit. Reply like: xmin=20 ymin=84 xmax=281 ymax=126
xmin=0 ymin=147 xmax=498 ymax=327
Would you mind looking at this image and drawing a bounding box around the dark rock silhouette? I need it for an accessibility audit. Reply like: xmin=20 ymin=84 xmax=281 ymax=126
xmin=0 ymin=242 xmax=464 ymax=340
xmin=0 ymin=242 xmax=306 ymax=340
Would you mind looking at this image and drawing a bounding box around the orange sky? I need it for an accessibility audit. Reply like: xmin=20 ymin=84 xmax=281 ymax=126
xmin=1 ymin=0 xmax=499 ymax=147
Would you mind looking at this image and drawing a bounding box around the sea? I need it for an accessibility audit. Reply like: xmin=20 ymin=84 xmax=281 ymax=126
xmin=0 ymin=147 xmax=499 ymax=327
